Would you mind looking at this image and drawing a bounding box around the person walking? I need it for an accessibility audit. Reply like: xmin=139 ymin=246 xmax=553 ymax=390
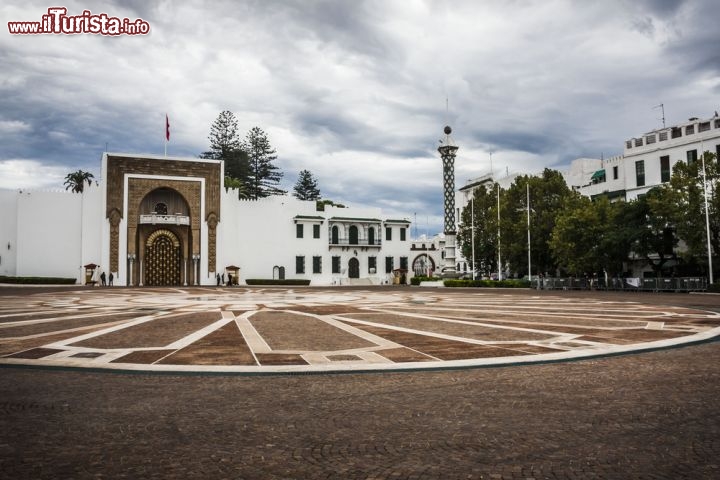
xmin=108 ymin=272 xmax=114 ymax=286
xmin=100 ymin=271 xmax=106 ymax=286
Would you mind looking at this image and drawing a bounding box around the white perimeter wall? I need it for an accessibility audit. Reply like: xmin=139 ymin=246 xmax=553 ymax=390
xmin=0 ymin=186 xmax=104 ymax=282
xmin=0 ymin=190 xmax=19 ymax=276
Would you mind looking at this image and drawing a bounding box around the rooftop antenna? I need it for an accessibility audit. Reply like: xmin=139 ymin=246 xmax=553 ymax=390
xmin=653 ymin=103 xmax=666 ymax=129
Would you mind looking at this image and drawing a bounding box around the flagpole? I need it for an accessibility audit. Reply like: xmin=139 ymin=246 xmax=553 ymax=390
xmin=165 ymin=113 xmax=169 ymax=157
xmin=701 ymin=139 xmax=714 ymax=284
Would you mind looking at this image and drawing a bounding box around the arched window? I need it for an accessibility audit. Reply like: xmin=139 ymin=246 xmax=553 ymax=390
xmin=331 ymin=225 xmax=339 ymax=244
xmin=349 ymin=225 xmax=359 ymax=245
xmin=368 ymin=227 xmax=375 ymax=245
xmin=154 ymin=202 xmax=168 ymax=215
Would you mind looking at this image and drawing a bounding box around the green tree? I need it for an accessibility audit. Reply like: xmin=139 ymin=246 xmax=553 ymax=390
xmin=200 ymin=110 xmax=241 ymax=160
xmin=664 ymin=151 xmax=719 ymax=271
xmin=200 ymin=110 xmax=250 ymax=195
xmin=498 ymin=169 xmax=574 ymax=276
xmin=458 ymin=183 xmax=498 ymax=277
xmin=242 ymin=126 xmax=286 ymax=199
xmin=550 ymin=195 xmax=631 ymax=276
xmin=293 ymin=169 xmax=321 ymax=201
xmin=628 ymin=187 xmax=678 ymax=276
xmin=63 ymin=170 xmax=94 ymax=193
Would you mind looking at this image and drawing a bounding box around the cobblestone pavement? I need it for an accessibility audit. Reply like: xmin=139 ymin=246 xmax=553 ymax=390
xmin=1 ymin=286 xmax=719 ymax=373
xmin=1 ymin=339 xmax=719 ymax=479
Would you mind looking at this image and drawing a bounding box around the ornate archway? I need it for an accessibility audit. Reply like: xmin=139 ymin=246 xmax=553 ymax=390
xmin=145 ymin=229 xmax=181 ymax=286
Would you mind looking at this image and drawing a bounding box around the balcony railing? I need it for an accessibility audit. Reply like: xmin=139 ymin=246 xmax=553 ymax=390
xmin=329 ymin=237 xmax=381 ymax=247
xmin=139 ymin=214 xmax=190 ymax=226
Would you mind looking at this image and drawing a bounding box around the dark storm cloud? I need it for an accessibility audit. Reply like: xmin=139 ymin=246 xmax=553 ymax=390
xmin=2 ymin=0 xmax=719 ymax=227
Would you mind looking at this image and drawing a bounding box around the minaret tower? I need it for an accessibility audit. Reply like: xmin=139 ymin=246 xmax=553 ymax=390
xmin=438 ymin=125 xmax=458 ymax=278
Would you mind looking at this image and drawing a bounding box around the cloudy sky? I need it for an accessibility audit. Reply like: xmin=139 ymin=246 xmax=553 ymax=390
xmin=2 ymin=0 xmax=719 ymax=235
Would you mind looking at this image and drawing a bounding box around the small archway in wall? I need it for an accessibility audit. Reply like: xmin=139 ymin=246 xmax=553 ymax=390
xmin=273 ymin=265 xmax=286 ymax=280
xmin=331 ymin=225 xmax=339 ymax=244
xmin=348 ymin=257 xmax=360 ymax=278
xmin=412 ymin=254 xmax=436 ymax=277
xmin=368 ymin=227 xmax=375 ymax=245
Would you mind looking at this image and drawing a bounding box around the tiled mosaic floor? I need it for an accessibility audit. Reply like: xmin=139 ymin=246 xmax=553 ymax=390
xmin=1 ymin=287 xmax=719 ymax=372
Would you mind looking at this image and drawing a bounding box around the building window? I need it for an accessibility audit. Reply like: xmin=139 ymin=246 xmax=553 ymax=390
xmin=313 ymin=224 xmax=320 ymax=239
xmin=699 ymin=121 xmax=710 ymax=132
xmin=296 ymin=224 xmax=304 ymax=238
xmin=368 ymin=256 xmax=376 ymax=273
xmin=400 ymin=227 xmax=406 ymax=241
xmin=659 ymin=131 xmax=668 ymax=141
xmin=349 ymin=225 xmax=359 ymax=244
xmin=687 ymin=149 xmax=698 ymax=164
xmin=626 ymin=140 xmax=632 ymax=149
xmin=660 ymin=156 xmax=670 ymax=183
xmin=385 ymin=227 xmax=392 ymax=241
xmin=635 ymin=160 xmax=645 ymax=187
xmin=686 ymin=125 xmax=695 ymax=135
xmin=671 ymin=127 xmax=682 ymax=139
xmin=295 ymin=256 xmax=305 ymax=274
xmin=634 ymin=138 xmax=643 ymax=147
xmin=332 ymin=256 xmax=341 ymax=274
xmin=312 ymin=256 xmax=322 ymax=274
xmin=368 ymin=227 xmax=375 ymax=245
xmin=399 ymin=256 xmax=408 ymax=270
xmin=613 ymin=165 xmax=619 ymax=180
xmin=715 ymin=119 xmax=720 ymax=129
xmin=645 ymin=134 xmax=656 ymax=144
xmin=331 ymin=225 xmax=339 ymax=244
xmin=385 ymin=256 xmax=394 ymax=274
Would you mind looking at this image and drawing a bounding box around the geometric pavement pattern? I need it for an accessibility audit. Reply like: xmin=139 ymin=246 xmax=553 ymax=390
xmin=1 ymin=287 xmax=720 ymax=373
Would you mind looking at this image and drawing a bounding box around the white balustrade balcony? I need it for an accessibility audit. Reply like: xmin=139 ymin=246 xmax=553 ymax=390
xmin=139 ymin=213 xmax=190 ymax=226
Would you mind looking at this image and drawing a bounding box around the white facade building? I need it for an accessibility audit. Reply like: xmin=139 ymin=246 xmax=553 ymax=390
xmin=0 ymin=153 xmax=413 ymax=286
xmin=575 ymin=113 xmax=720 ymax=200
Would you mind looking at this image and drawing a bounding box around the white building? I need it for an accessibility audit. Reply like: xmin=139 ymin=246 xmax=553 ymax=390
xmin=0 ymin=153 xmax=413 ymax=286
xmin=575 ymin=112 xmax=720 ymax=200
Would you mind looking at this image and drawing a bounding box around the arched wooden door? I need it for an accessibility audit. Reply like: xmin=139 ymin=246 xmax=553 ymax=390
xmin=348 ymin=258 xmax=360 ymax=278
xmin=145 ymin=229 xmax=181 ymax=286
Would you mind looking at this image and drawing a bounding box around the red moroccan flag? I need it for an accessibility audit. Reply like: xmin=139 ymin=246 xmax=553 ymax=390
xmin=165 ymin=114 xmax=170 ymax=141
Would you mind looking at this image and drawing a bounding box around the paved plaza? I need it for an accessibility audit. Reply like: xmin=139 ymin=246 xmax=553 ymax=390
xmin=1 ymin=286 xmax=719 ymax=373
xmin=1 ymin=286 xmax=719 ymax=478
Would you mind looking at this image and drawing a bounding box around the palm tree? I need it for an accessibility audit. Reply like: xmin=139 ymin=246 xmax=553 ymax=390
xmin=64 ymin=170 xmax=95 ymax=193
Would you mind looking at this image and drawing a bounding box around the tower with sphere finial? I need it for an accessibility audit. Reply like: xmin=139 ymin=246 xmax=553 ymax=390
xmin=438 ymin=125 xmax=458 ymax=277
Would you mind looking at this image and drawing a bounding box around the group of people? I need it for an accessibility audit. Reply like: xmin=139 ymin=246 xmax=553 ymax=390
xmin=216 ymin=272 xmax=234 ymax=286
xmin=92 ymin=269 xmax=113 ymax=286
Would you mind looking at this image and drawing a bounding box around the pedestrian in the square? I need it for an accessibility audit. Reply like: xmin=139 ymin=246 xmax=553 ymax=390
xmin=109 ymin=272 xmax=114 ymax=286
xmin=100 ymin=271 xmax=106 ymax=286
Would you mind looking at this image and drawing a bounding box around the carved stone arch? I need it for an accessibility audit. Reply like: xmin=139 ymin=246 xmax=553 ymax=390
xmin=146 ymin=228 xmax=180 ymax=247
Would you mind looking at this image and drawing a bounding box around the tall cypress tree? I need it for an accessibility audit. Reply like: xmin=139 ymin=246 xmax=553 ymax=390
xmin=242 ymin=126 xmax=286 ymax=199
xmin=201 ymin=110 xmax=250 ymax=197
xmin=293 ymin=170 xmax=321 ymax=201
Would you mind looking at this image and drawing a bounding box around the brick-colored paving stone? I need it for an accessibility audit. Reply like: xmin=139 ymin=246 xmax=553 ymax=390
xmin=0 ymin=340 xmax=718 ymax=479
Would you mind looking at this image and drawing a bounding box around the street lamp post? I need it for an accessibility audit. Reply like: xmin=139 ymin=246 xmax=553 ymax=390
xmin=700 ymin=144 xmax=714 ymax=284
xmin=527 ymin=182 xmax=531 ymax=283
xmin=471 ymin=197 xmax=475 ymax=280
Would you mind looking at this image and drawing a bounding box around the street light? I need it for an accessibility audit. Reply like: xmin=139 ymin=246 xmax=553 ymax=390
xmin=700 ymin=141 xmax=714 ymax=284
